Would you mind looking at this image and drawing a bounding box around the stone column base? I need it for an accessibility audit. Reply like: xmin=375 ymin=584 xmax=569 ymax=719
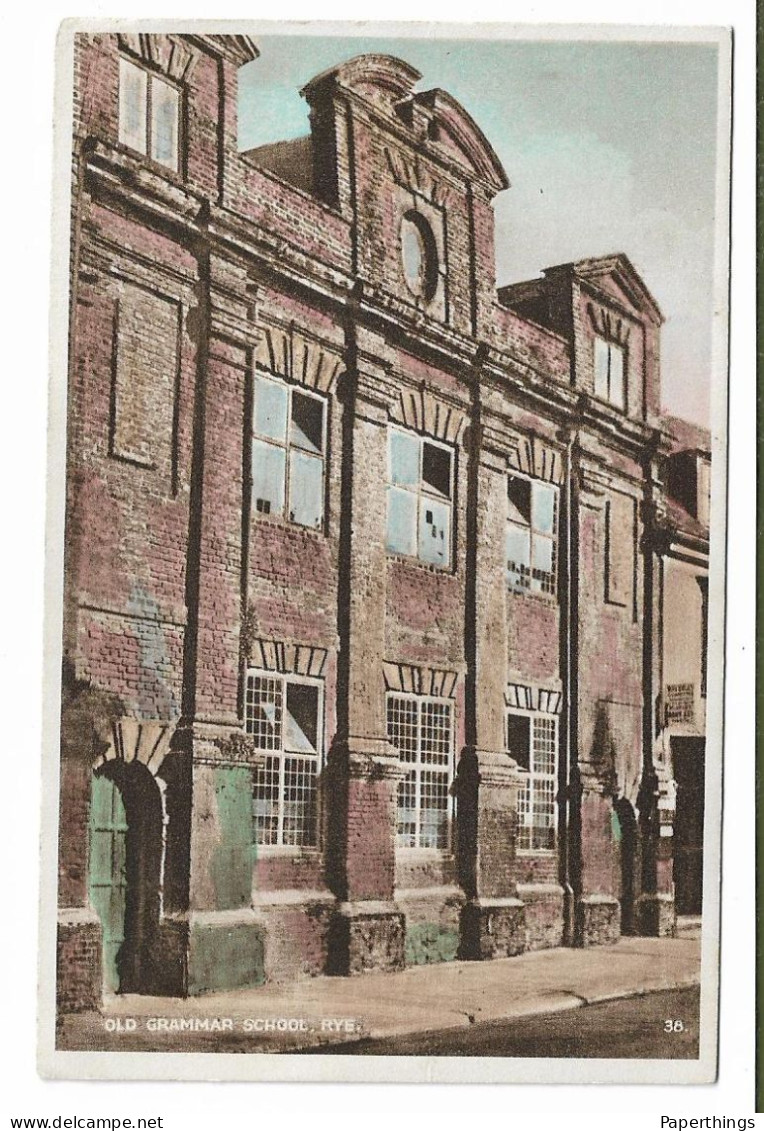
xmin=327 ymin=902 xmax=405 ymax=976
xmin=186 ymin=910 xmax=265 ymax=995
xmin=635 ymin=892 xmax=677 ymax=938
xmin=459 ymin=897 xmax=526 ymax=960
xmin=574 ymin=894 xmax=621 ymax=946
xmin=57 ymin=909 xmax=103 ymax=1015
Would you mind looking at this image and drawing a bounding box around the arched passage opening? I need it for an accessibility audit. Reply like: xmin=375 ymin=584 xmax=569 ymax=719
xmin=614 ymin=797 xmax=639 ymax=936
xmin=88 ymin=760 xmax=165 ymax=994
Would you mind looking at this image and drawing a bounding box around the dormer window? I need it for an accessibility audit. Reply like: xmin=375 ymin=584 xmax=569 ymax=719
xmin=119 ymin=57 xmax=180 ymax=172
xmin=593 ymin=336 xmax=626 ymax=410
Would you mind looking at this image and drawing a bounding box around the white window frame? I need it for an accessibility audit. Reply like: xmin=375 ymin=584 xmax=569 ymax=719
xmin=386 ymin=691 xmax=455 ymax=851
xmin=506 ymin=473 xmax=559 ymax=597
xmin=251 ymin=371 xmax=327 ymax=531
xmin=118 ymin=56 xmax=181 ymax=173
xmin=506 ymin=709 xmax=559 ymax=854
xmin=593 ymin=335 xmax=626 ymax=411
xmin=386 ymin=425 xmax=454 ymax=570
xmin=245 ymin=669 xmax=324 ymax=851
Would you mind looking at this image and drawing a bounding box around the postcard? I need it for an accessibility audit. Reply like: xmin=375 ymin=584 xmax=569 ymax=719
xmin=38 ymin=20 xmax=730 ymax=1083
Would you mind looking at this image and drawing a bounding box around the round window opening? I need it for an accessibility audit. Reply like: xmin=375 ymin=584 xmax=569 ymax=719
xmin=400 ymin=211 xmax=439 ymax=302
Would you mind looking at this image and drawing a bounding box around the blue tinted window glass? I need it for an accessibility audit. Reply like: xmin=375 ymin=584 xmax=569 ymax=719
xmin=254 ymin=376 xmax=288 ymax=442
xmin=289 ymin=450 xmax=323 ymax=528
xmin=390 ymin=429 xmax=420 ymax=487
xmin=419 ymin=496 xmax=450 ymax=566
xmin=387 ymin=486 xmax=417 ymax=556
xmin=252 ymin=439 xmax=285 ymax=516
xmin=533 ymin=482 xmax=557 ymax=535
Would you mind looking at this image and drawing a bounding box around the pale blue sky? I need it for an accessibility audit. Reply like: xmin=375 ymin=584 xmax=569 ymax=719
xmin=239 ymin=37 xmax=720 ymax=426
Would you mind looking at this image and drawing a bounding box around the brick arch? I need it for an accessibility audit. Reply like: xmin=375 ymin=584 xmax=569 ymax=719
xmin=586 ymin=302 xmax=631 ymax=347
xmin=93 ymin=717 xmax=176 ymax=780
xmin=255 ymin=322 xmax=343 ymax=394
xmin=116 ymin=34 xmax=198 ymax=83
xmin=391 ymin=385 xmax=466 ymax=445
xmin=507 ymin=436 xmax=564 ymax=485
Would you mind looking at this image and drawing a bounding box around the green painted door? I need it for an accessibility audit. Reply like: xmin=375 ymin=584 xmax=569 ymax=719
xmin=88 ymin=775 xmax=128 ymax=991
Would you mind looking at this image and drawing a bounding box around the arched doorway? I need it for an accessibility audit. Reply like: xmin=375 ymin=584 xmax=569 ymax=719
xmin=88 ymin=761 xmax=164 ymax=994
xmin=614 ymin=798 xmax=639 ymax=936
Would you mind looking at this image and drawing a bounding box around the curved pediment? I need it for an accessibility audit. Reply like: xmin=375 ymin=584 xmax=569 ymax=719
xmin=302 ymin=54 xmax=508 ymax=195
xmin=302 ymin=53 xmax=422 ymax=111
xmin=413 ymin=87 xmax=508 ymax=194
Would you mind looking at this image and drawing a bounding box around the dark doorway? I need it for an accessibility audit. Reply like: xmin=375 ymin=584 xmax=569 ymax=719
xmin=672 ymin=738 xmax=705 ymax=916
xmin=614 ymin=798 xmax=639 ymax=935
xmin=88 ymin=762 xmax=164 ymax=993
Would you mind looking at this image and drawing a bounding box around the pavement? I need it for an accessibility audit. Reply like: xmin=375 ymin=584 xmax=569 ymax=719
xmin=57 ymin=934 xmax=701 ymax=1054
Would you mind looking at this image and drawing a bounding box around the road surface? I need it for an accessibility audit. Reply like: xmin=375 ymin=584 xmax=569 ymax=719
xmin=309 ymin=986 xmax=700 ymax=1059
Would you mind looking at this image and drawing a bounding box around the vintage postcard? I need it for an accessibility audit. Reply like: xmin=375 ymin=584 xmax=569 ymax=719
xmin=39 ymin=20 xmax=730 ymax=1083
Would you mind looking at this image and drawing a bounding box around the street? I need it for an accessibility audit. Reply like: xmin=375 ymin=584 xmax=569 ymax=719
xmin=311 ymin=986 xmax=700 ymax=1059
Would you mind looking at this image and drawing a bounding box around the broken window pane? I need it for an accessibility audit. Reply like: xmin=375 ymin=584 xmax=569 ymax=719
xmin=389 ymin=429 xmax=420 ymax=487
xmin=418 ymin=496 xmax=450 ymax=566
xmin=508 ymin=476 xmax=532 ymax=525
xmin=507 ymin=524 xmax=531 ymax=589
xmin=290 ymin=389 xmax=324 ymax=454
xmin=252 ymin=439 xmax=285 ymax=516
xmin=387 ymin=486 xmax=418 ymax=556
xmin=254 ymin=375 xmax=288 ymax=442
xmin=422 ymin=441 xmax=452 ymax=499
xmin=285 ymin=683 xmax=319 ymax=753
xmin=151 ymin=77 xmax=179 ymax=170
xmin=289 ymin=449 xmax=323 ymax=528
xmin=507 ymin=713 xmax=531 ymax=771
xmin=119 ymin=58 xmax=148 ymax=154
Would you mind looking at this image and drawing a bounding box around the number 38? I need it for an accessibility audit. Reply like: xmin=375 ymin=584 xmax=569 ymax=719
xmin=664 ymin=1019 xmax=685 ymax=1032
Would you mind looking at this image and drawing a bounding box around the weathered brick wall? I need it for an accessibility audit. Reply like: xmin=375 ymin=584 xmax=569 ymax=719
xmin=507 ymin=594 xmax=560 ymax=685
xmin=576 ymin=456 xmax=645 ymax=908
xmin=68 ymin=201 xmax=197 ymax=712
xmin=57 ymin=912 xmax=102 ymax=1014
xmin=493 ymin=304 xmax=571 ymax=384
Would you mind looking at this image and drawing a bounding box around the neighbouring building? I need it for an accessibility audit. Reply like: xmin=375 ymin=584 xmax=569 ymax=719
xmin=56 ymin=33 xmax=711 ymax=1012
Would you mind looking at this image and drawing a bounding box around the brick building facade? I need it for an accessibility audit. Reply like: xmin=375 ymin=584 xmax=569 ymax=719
xmin=56 ymin=33 xmax=710 ymax=1012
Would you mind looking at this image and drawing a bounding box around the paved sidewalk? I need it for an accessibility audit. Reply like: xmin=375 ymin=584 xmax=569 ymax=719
xmin=57 ymin=936 xmax=701 ymax=1054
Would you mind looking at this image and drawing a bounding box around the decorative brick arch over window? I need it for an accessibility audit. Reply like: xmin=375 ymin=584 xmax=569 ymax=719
xmin=382 ymin=660 xmax=459 ymax=699
xmin=255 ymin=322 xmax=343 ymax=395
xmin=390 ymin=384 xmax=466 ymax=446
xmin=246 ymin=637 xmax=329 ymax=679
xmin=117 ymin=33 xmax=199 ymax=83
xmin=587 ymin=303 xmax=632 ymax=349
xmin=507 ymin=435 xmax=565 ymax=486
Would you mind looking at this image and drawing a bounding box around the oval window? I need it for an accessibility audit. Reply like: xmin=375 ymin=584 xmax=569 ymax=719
xmin=400 ymin=211 xmax=438 ymax=302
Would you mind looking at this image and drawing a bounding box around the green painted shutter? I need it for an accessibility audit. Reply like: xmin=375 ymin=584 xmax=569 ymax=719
xmin=88 ymin=775 xmax=128 ymax=992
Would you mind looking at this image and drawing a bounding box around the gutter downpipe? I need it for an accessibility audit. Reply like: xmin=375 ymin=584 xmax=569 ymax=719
xmin=561 ymin=425 xmax=579 ymax=946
